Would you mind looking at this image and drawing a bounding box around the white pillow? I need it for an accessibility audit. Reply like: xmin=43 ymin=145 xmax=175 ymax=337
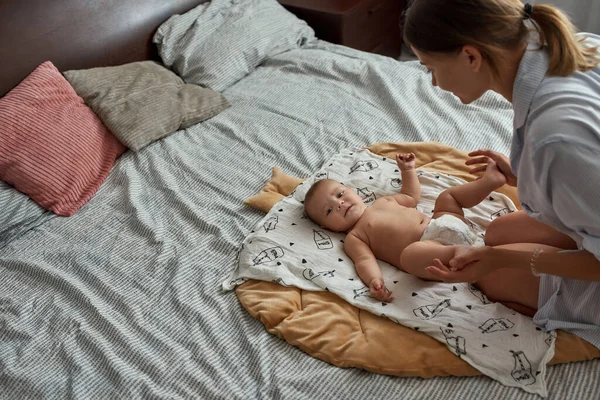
xmin=154 ymin=0 xmax=316 ymax=92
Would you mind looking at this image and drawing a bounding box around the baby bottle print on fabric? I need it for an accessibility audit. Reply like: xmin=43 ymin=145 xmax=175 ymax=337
xmin=413 ymin=299 xmax=451 ymax=320
xmin=350 ymin=160 xmax=379 ymax=174
xmin=440 ymin=327 xmax=467 ymax=357
xmin=510 ymin=351 xmax=536 ymax=386
xmin=313 ymin=229 xmax=333 ymax=250
xmin=253 ymin=246 xmax=284 ymax=265
xmin=356 ymin=187 xmax=376 ymax=205
xmin=479 ymin=318 xmax=515 ymax=334
xmin=263 ymin=215 xmax=278 ymax=232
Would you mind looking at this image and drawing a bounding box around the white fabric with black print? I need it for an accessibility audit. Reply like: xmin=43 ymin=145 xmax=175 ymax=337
xmin=224 ymin=148 xmax=555 ymax=397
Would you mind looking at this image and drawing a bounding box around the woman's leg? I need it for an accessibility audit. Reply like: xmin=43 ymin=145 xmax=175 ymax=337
xmin=474 ymin=243 xmax=562 ymax=317
xmin=475 ymin=266 xmax=540 ymax=317
xmin=477 ymin=211 xmax=575 ymax=315
xmin=485 ymin=210 xmax=577 ymax=249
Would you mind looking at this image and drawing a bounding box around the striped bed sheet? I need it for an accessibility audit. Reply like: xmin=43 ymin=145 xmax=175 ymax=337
xmin=0 ymin=40 xmax=598 ymax=399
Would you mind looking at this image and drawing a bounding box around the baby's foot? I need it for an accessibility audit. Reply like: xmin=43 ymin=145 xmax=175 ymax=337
xmin=482 ymin=158 xmax=507 ymax=188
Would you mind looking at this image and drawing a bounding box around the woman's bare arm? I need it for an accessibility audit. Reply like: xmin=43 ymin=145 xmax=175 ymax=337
xmin=428 ymin=244 xmax=600 ymax=283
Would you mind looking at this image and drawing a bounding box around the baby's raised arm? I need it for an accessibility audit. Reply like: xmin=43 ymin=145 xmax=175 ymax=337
xmin=391 ymin=153 xmax=420 ymax=207
xmin=344 ymin=232 xmax=394 ymax=302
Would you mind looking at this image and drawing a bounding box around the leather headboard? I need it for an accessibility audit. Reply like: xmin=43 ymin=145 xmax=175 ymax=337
xmin=0 ymin=0 xmax=210 ymax=97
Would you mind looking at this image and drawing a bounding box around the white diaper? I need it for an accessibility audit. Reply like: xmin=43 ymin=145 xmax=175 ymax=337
xmin=421 ymin=214 xmax=485 ymax=247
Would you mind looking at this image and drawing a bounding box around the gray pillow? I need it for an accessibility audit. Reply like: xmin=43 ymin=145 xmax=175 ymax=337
xmin=153 ymin=0 xmax=315 ymax=92
xmin=64 ymin=61 xmax=230 ymax=151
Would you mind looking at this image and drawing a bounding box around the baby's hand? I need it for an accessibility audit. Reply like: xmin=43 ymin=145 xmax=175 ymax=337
xmin=396 ymin=153 xmax=416 ymax=171
xmin=481 ymin=158 xmax=507 ymax=187
xmin=369 ymin=278 xmax=395 ymax=302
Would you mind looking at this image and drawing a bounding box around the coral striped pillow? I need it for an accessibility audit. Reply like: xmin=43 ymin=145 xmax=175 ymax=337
xmin=0 ymin=61 xmax=126 ymax=216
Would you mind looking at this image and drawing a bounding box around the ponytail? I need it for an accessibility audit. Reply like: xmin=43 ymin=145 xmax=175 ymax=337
xmin=529 ymin=4 xmax=599 ymax=76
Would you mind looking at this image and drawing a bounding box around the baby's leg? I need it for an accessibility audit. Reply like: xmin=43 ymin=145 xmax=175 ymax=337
xmin=433 ymin=167 xmax=505 ymax=221
xmin=400 ymin=240 xmax=457 ymax=281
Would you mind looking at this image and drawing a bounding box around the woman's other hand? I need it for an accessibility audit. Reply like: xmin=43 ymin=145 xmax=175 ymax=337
xmin=466 ymin=149 xmax=517 ymax=186
xmin=425 ymin=246 xmax=498 ymax=283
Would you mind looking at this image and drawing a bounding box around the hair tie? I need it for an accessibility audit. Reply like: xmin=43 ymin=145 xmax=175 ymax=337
xmin=523 ymin=3 xmax=533 ymax=19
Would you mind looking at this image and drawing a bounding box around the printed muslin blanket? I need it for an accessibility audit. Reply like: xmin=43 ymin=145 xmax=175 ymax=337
xmin=224 ymin=148 xmax=555 ymax=397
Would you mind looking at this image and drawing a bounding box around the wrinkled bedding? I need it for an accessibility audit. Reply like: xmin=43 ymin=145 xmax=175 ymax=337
xmin=2 ymin=41 xmax=599 ymax=399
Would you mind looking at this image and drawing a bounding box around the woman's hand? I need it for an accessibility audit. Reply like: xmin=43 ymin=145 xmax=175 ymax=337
xmin=425 ymin=246 xmax=498 ymax=283
xmin=466 ymin=149 xmax=517 ymax=187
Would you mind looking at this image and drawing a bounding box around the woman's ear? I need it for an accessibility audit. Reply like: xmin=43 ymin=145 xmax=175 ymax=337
xmin=462 ymin=45 xmax=483 ymax=73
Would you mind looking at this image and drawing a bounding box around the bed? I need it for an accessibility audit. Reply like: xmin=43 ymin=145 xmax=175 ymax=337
xmin=1 ymin=0 xmax=599 ymax=399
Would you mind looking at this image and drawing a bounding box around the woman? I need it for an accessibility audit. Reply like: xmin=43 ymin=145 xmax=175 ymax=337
xmin=403 ymin=0 xmax=600 ymax=348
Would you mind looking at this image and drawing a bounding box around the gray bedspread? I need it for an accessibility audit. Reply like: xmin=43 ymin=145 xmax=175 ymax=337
xmin=1 ymin=41 xmax=598 ymax=399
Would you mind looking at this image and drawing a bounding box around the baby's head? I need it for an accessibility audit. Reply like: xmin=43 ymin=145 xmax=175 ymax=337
xmin=304 ymin=179 xmax=367 ymax=232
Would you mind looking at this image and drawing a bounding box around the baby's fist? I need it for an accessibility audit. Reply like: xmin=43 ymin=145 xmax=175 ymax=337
xmin=369 ymin=278 xmax=395 ymax=303
xmin=396 ymin=153 xmax=416 ymax=171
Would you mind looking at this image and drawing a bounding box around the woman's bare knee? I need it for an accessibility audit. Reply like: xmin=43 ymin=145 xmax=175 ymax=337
xmin=484 ymin=217 xmax=510 ymax=246
xmin=484 ymin=211 xmax=577 ymax=249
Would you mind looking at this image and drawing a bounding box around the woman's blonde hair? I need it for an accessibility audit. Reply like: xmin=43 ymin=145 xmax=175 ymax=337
xmin=403 ymin=0 xmax=599 ymax=77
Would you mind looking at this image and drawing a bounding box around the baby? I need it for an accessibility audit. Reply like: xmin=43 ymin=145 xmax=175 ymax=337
xmin=304 ymin=153 xmax=506 ymax=302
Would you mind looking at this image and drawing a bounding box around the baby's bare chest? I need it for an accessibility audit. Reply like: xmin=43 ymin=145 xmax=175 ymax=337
xmin=355 ymin=201 xmax=425 ymax=261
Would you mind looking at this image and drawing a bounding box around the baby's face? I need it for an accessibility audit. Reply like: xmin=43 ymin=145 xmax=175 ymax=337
xmin=307 ymin=180 xmax=367 ymax=232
